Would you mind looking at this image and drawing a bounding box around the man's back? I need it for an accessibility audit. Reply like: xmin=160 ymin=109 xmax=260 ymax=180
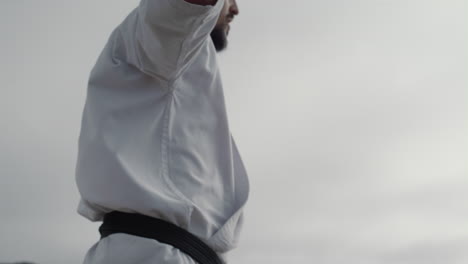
xmin=75 ymin=0 xmax=249 ymax=263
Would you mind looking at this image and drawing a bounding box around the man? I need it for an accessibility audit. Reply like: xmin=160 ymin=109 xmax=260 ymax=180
xmin=74 ymin=0 xmax=250 ymax=263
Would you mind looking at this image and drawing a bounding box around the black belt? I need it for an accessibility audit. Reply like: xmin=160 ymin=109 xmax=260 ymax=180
xmin=99 ymin=211 xmax=223 ymax=264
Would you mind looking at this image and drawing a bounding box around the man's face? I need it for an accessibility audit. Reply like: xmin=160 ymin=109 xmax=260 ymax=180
xmin=211 ymin=0 xmax=239 ymax=52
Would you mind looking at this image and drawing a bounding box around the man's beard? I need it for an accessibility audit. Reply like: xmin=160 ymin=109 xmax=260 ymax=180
xmin=210 ymin=25 xmax=228 ymax=52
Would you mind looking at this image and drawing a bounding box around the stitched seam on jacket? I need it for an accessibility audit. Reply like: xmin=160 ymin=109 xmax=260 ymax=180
xmin=160 ymin=91 xmax=195 ymax=211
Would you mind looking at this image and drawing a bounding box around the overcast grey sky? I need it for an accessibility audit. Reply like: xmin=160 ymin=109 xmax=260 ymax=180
xmin=1 ymin=0 xmax=467 ymax=263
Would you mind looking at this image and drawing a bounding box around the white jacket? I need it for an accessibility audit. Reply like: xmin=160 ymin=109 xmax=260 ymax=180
xmin=75 ymin=0 xmax=250 ymax=263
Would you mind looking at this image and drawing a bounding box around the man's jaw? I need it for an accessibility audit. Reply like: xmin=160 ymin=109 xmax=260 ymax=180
xmin=210 ymin=25 xmax=228 ymax=52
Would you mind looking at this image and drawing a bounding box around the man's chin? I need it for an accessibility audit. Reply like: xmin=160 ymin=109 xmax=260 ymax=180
xmin=210 ymin=26 xmax=228 ymax=52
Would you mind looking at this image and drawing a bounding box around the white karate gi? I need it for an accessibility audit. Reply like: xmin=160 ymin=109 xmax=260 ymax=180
xmin=74 ymin=0 xmax=250 ymax=263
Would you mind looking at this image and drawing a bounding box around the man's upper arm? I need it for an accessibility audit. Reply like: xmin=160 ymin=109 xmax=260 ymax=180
xmin=121 ymin=0 xmax=223 ymax=82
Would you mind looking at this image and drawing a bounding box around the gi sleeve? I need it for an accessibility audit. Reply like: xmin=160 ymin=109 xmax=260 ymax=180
xmin=116 ymin=0 xmax=225 ymax=81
